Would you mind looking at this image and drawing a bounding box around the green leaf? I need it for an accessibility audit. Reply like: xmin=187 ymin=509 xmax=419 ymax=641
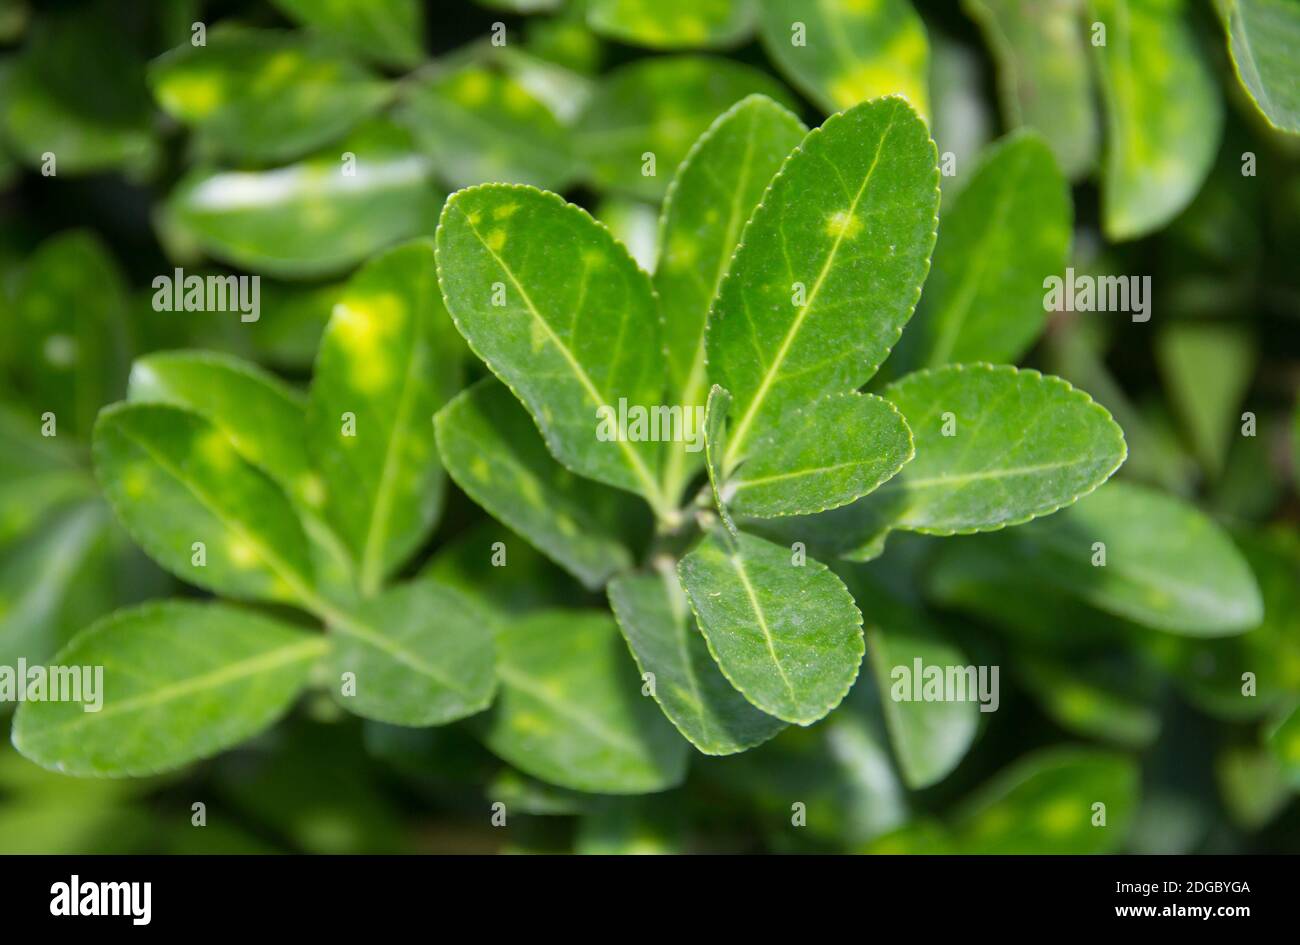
xmin=587 ymin=0 xmax=754 ymax=49
xmin=756 ymin=0 xmax=930 ymax=116
xmin=952 ymin=747 xmax=1138 ymax=853
xmin=576 ymin=56 xmax=796 ymax=200
xmin=436 ymin=184 xmax=672 ymax=517
xmin=937 ymin=480 xmax=1264 ymax=636
xmin=1089 ymin=0 xmax=1223 ymax=240
xmin=1016 ymin=654 xmax=1160 ymax=748
xmin=857 ymin=579 xmax=981 ymax=788
xmin=595 ymin=196 xmax=659 ymax=272
xmin=608 ymin=568 xmax=786 ymax=755
xmin=270 ymin=0 xmax=424 ymax=68
xmin=127 ymin=350 xmax=316 ymax=506
xmin=677 ymin=529 xmax=864 ymax=724
xmin=575 ymin=797 xmax=686 ymax=854
xmin=928 ymin=32 xmax=995 ymax=205
xmin=12 ymin=231 xmax=128 ymax=439
xmin=1155 ymin=322 xmax=1256 ymax=478
xmin=307 ymin=240 xmax=460 ymax=594
xmin=822 ymin=365 xmax=1127 ymax=558
xmin=726 ymin=392 xmax=914 ymax=518
xmin=1216 ymin=745 xmax=1290 ymax=829
xmin=163 ymin=119 xmax=443 ymax=280
xmin=709 ymin=97 xmax=939 ymax=471
xmin=0 ymin=407 xmax=96 ymax=548
xmin=149 ymin=26 xmax=391 ymax=164
xmin=1267 ymin=704 xmax=1300 ymax=789
xmin=703 ymin=385 xmax=738 ymax=533
xmin=656 ymin=94 xmax=806 ymax=499
xmin=481 ymin=610 xmax=689 ymax=794
xmin=435 ymin=378 xmax=634 ymax=590
xmin=963 ymin=0 xmax=1099 ymax=178
xmin=0 ymin=2 xmax=156 ymax=176
xmin=398 ymin=63 xmax=579 ymax=191
xmin=12 ymin=601 xmax=327 ymax=777
xmin=0 ymin=501 xmax=110 ymax=668
xmin=1219 ymin=0 xmax=1300 ymax=134
xmin=94 ymin=403 xmax=315 ymax=606
xmin=325 ymin=579 xmax=496 ymax=726
xmin=898 ymin=132 xmax=1071 ymax=370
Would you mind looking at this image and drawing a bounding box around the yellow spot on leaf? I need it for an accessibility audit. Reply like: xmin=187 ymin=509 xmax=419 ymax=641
xmin=825 ymin=209 xmax=863 ymax=240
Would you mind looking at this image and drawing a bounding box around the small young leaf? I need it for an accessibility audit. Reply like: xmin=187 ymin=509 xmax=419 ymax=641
xmin=398 ymin=64 xmax=578 ymax=191
xmin=12 ymin=601 xmax=327 ymax=777
xmin=481 ymin=610 xmax=689 ymax=794
xmin=757 ymin=0 xmax=930 ymax=116
xmin=608 ymin=568 xmax=786 ymax=755
xmin=269 ymin=0 xmax=424 ymax=68
xmin=963 ymin=0 xmax=1099 ymax=178
xmin=163 ymin=119 xmax=442 ymax=279
xmin=325 ymin=579 xmax=496 ymax=726
xmin=677 ymin=529 xmax=864 ymax=725
xmin=940 ymin=480 xmax=1263 ymax=636
xmin=728 ymin=392 xmax=914 ymax=518
xmin=827 ymin=364 xmax=1127 ymax=557
xmin=149 ymin=26 xmax=391 ymax=164
xmin=1089 ymin=0 xmax=1223 ymax=240
xmin=94 ymin=403 xmax=316 ymax=606
xmin=308 ymin=240 xmax=460 ymax=594
xmin=436 ymin=184 xmax=672 ymax=516
xmin=709 ymin=97 xmax=940 ymax=472
xmin=587 ymin=0 xmax=754 ymax=49
xmin=899 ymin=132 xmax=1071 ymax=370
xmin=576 ymin=56 xmax=796 ymax=200
xmin=435 ymin=378 xmax=635 ymax=590
xmin=656 ymin=94 xmax=806 ymax=499
xmin=703 ymin=385 xmax=738 ymax=534
xmin=952 ymin=747 xmax=1138 ymax=853
xmin=1219 ymin=0 xmax=1300 ymax=134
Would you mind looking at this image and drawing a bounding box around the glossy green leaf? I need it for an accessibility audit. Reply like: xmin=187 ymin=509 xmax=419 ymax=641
xmin=436 ymin=184 xmax=672 ymax=517
xmin=1089 ymin=0 xmax=1223 ymax=240
xmin=481 ymin=610 xmax=689 ymax=794
xmin=938 ymin=480 xmax=1264 ymax=636
xmin=326 ymin=579 xmax=496 ymax=726
xmin=824 ymin=365 xmax=1127 ymax=558
xmin=899 ymin=132 xmax=1071 ymax=370
xmin=163 ymin=119 xmax=443 ymax=279
xmin=656 ymin=94 xmax=806 ymax=499
xmin=1155 ymin=322 xmax=1255 ymax=478
xmin=398 ymin=63 xmax=578 ymax=191
xmin=677 ymin=529 xmax=864 ymax=725
xmin=150 ymin=26 xmax=391 ymax=164
xmin=587 ymin=0 xmax=754 ymax=49
xmin=608 ymin=568 xmax=785 ymax=755
xmin=964 ymin=0 xmax=1099 ymax=178
xmin=270 ymin=0 xmax=424 ymax=68
xmin=859 ymin=581 xmax=981 ymax=788
xmin=128 ymin=351 xmax=316 ymax=506
xmin=596 ymin=196 xmax=659 ymax=272
xmin=709 ymin=97 xmax=940 ymax=471
xmin=435 ymin=378 xmax=634 ymax=590
xmin=94 ymin=403 xmax=315 ymax=606
xmin=307 ymin=240 xmax=460 ymax=594
xmin=726 ymin=392 xmax=913 ymax=518
xmin=12 ymin=601 xmax=327 ymax=777
xmin=12 ymin=231 xmax=128 ymax=439
xmin=757 ymin=0 xmax=930 ymax=116
xmin=576 ymin=56 xmax=796 ymax=200
xmin=1220 ymin=0 xmax=1300 ymax=133
xmin=952 ymin=747 xmax=1138 ymax=853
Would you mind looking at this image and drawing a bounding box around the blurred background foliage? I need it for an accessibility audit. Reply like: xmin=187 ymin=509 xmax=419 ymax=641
xmin=0 ymin=0 xmax=1298 ymax=854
